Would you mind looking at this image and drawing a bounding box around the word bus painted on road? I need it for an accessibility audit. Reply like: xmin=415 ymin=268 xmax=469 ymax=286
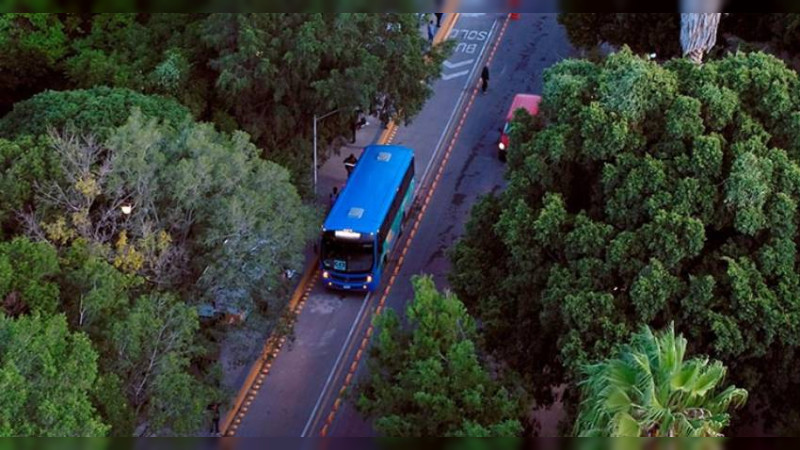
xmin=321 ymin=145 xmax=415 ymax=292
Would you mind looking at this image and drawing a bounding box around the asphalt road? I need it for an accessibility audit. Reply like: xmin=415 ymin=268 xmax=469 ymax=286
xmin=323 ymin=13 xmax=576 ymax=437
xmin=232 ymin=13 xmax=574 ymax=437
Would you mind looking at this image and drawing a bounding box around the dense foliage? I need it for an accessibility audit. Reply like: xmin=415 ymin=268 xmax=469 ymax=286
xmin=0 ymin=13 xmax=449 ymax=189
xmin=0 ymin=87 xmax=192 ymax=140
xmin=575 ymin=323 xmax=747 ymax=437
xmin=26 ymin=112 xmax=316 ymax=320
xmin=0 ymin=312 xmax=108 ymax=436
xmin=451 ymin=49 xmax=800 ymax=433
xmin=0 ymin=113 xmax=315 ymax=435
xmin=358 ymin=276 xmax=524 ymax=437
xmin=0 ymin=13 xmax=445 ymax=436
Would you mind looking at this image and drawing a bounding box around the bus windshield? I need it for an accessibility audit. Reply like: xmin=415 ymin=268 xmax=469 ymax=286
xmin=321 ymin=236 xmax=374 ymax=273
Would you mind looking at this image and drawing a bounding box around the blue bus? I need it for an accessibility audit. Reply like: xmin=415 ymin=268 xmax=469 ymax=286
xmin=321 ymin=145 xmax=415 ymax=292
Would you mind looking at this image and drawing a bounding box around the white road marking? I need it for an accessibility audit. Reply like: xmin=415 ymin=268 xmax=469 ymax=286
xmin=420 ymin=18 xmax=500 ymax=190
xmin=443 ymin=59 xmax=475 ymax=69
xmin=442 ymin=70 xmax=470 ymax=81
xmin=301 ymin=292 xmax=371 ymax=437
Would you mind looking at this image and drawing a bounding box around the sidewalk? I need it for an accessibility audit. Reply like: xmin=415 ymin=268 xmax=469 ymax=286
xmin=315 ymin=118 xmax=384 ymax=207
xmin=315 ymin=13 xmax=449 ymax=207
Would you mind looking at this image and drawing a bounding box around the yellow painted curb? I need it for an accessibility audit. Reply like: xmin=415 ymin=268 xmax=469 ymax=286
xmin=221 ymin=255 xmax=317 ymax=435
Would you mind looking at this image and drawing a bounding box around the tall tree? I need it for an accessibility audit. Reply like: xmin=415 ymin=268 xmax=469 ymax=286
xmin=357 ymin=276 xmax=524 ymax=437
xmin=0 ymin=87 xmax=192 ymax=140
xmin=25 ymin=112 xmax=315 ymax=315
xmin=451 ymin=49 xmax=800 ymax=433
xmin=0 ymin=14 xmax=69 ymax=114
xmin=0 ymin=313 xmax=108 ymax=436
xmin=109 ymin=293 xmax=207 ymax=436
xmin=0 ymin=237 xmax=60 ymax=316
xmin=575 ymin=324 xmax=747 ymax=437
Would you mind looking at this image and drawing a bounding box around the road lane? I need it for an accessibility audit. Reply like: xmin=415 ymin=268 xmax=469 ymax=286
xmin=302 ymin=13 xmax=504 ymax=437
xmin=231 ymin=13 xmax=502 ymax=437
xmin=324 ymin=13 xmax=576 ymax=436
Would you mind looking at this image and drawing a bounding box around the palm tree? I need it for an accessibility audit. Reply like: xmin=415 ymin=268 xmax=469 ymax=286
xmin=574 ymin=323 xmax=748 ymax=437
xmin=680 ymin=0 xmax=723 ymax=64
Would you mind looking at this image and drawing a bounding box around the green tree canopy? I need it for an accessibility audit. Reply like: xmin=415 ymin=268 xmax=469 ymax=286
xmin=0 ymin=136 xmax=60 ymax=237
xmin=575 ymin=323 xmax=747 ymax=437
xmin=451 ymin=49 xmax=800 ymax=433
xmin=0 ymin=13 xmax=449 ymax=190
xmin=25 ymin=111 xmax=315 ymax=317
xmin=0 ymin=313 xmax=108 ymax=436
xmin=0 ymin=237 xmax=60 ymax=316
xmin=0 ymin=14 xmax=68 ymax=114
xmin=357 ymin=276 xmax=524 ymax=437
xmin=0 ymin=87 xmax=191 ymax=140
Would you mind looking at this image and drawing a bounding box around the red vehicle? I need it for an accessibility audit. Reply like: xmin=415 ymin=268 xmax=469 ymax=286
xmin=498 ymin=93 xmax=541 ymax=161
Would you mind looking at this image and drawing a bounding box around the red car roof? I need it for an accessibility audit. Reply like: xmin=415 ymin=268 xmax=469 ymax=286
xmin=506 ymin=94 xmax=541 ymax=121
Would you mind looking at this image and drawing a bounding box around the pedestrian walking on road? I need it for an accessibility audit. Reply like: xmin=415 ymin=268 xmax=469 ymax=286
xmin=209 ymin=403 xmax=220 ymax=436
xmin=344 ymin=153 xmax=358 ymax=177
xmin=435 ymin=13 xmax=443 ymax=27
xmin=481 ymin=65 xmax=490 ymax=93
xmin=329 ymin=186 xmax=339 ymax=208
xmin=427 ymin=20 xmax=436 ymax=43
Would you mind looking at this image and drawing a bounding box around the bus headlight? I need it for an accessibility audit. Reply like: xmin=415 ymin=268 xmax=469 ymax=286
xmin=498 ymin=142 xmax=506 ymax=150
xmin=366 ymin=275 xmax=373 ymax=283
xmin=323 ymin=271 xmax=329 ymax=279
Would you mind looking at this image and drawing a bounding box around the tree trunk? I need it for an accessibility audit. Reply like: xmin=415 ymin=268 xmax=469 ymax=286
xmin=680 ymin=0 xmax=723 ymax=64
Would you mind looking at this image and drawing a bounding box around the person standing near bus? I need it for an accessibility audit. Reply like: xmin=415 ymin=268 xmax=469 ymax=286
xmin=481 ymin=65 xmax=490 ymax=93
xmin=427 ymin=19 xmax=436 ymax=43
xmin=344 ymin=153 xmax=358 ymax=177
xmin=329 ymin=186 xmax=339 ymax=208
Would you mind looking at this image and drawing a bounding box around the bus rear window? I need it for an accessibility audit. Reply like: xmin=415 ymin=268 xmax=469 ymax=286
xmin=321 ymin=236 xmax=374 ymax=273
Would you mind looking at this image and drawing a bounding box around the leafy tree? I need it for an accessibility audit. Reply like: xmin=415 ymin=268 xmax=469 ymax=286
xmin=0 ymin=313 xmax=108 ymax=436
xmin=0 ymin=14 xmax=69 ymax=114
xmin=575 ymin=323 xmax=747 ymax=437
xmin=108 ymin=293 xmax=207 ymax=436
xmin=200 ymin=13 xmax=451 ymax=182
xmin=358 ymin=276 xmax=524 ymax=437
xmin=0 ymin=136 xmax=60 ymax=237
xmin=12 ymin=14 xmax=449 ymax=190
xmin=451 ymin=49 xmax=800 ymax=434
xmin=0 ymin=87 xmax=191 ymax=140
xmin=0 ymin=237 xmax=60 ymax=316
xmin=26 ymin=112 xmax=315 ymax=315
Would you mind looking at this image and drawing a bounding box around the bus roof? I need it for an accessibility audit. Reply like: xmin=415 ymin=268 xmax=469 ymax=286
xmin=323 ymin=145 xmax=414 ymax=235
xmin=506 ymin=94 xmax=541 ymax=121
